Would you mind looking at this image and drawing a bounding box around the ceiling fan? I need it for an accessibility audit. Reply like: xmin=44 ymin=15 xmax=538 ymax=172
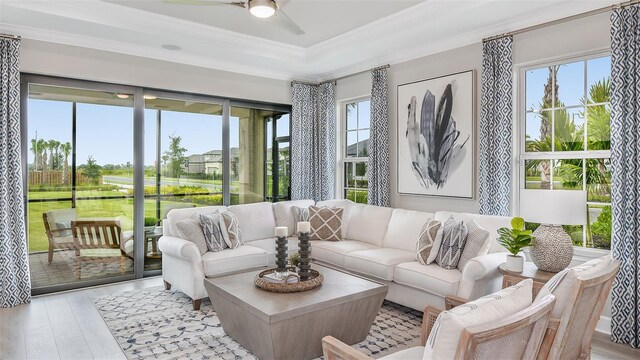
xmin=164 ymin=0 xmax=304 ymax=35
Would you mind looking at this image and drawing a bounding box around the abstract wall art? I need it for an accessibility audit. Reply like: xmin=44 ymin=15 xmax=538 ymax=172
xmin=397 ymin=70 xmax=475 ymax=198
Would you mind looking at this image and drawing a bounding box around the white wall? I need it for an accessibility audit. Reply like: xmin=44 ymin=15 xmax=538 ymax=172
xmin=336 ymin=11 xmax=611 ymax=215
xmin=19 ymin=39 xmax=292 ymax=105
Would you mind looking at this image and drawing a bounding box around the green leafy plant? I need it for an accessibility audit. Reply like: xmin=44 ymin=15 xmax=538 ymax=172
xmin=288 ymin=252 xmax=300 ymax=267
xmin=144 ymin=216 xmax=158 ymax=227
xmin=497 ymin=217 xmax=534 ymax=256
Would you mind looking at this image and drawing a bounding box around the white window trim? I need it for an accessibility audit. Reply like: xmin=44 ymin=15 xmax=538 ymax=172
xmin=337 ymin=95 xmax=371 ymax=200
xmin=514 ymin=49 xmax=612 ymax=251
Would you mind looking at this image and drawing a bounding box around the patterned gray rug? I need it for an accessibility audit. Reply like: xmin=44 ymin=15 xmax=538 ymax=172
xmin=93 ymin=287 xmax=423 ymax=359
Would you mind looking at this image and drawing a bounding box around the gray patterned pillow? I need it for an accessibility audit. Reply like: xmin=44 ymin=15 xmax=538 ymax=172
xmin=456 ymin=220 xmax=491 ymax=271
xmin=199 ymin=213 xmax=228 ymax=252
xmin=175 ymin=215 xmax=208 ymax=255
xmin=309 ymin=206 xmax=343 ymax=241
xmin=417 ymin=219 xmax=442 ymax=265
xmin=291 ymin=206 xmax=310 ymax=234
xmin=436 ymin=216 xmax=468 ymax=270
xmin=219 ymin=210 xmax=244 ymax=249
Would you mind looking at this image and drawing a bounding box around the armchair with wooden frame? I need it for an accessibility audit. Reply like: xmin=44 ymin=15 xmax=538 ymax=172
xmin=323 ymin=294 xmax=556 ymax=360
xmin=323 ymin=257 xmax=620 ymax=360
xmin=43 ymin=209 xmax=78 ymax=263
xmin=71 ymin=220 xmax=128 ymax=279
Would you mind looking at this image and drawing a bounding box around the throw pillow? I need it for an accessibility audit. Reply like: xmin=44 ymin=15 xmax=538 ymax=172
xmin=175 ymin=215 xmax=208 ymax=255
xmin=198 ymin=212 xmax=228 ymax=252
xmin=435 ymin=216 xmax=469 ymax=269
xmin=308 ymin=205 xmax=343 ymax=241
xmin=535 ymin=254 xmax=612 ymax=318
xmin=291 ymin=206 xmax=310 ymax=234
xmin=416 ymin=219 xmax=442 ymax=265
xmin=424 ymin=279 xmax=533 ymax=359
xmin=219 ymin=210 xmax=244 ymax=249
xmin=55 ymin=221 xmax=72 ymax=237
xmin=456 ymin=220 xmax=491 ymax=271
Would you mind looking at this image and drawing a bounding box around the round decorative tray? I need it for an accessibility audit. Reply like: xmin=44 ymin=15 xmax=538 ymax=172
xmin=254 ymin=267 xmax=323 ymax=293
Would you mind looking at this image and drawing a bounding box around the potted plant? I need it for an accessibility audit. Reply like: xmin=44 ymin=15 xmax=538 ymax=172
xmin=497 ymin=217 xmax=534 ymax=272
xmin=288 ymin=252 xmax=300 ymax=269
xmin=144 ymin=216 xmax=158 ymax=233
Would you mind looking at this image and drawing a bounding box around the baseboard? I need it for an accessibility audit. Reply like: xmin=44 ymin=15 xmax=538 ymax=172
xmin=596 ymin=315 xmax=611 ymax=336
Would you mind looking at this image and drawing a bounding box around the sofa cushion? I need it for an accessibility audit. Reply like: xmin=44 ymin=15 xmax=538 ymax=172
xmin=394 ymin=262 xmax=461 ymax=298
xmin=228 ymin=202 xmax=276 ymax=242
xmin=311 ymin=240 xmax=377 ymax=268
xmin=417 ymin=220 xmax=442 ymax=265
xmin=316 ymin=199 xmax=355 ymax=238
xmin=199 ymin=213 xmax=228 ymax=252
xmin=346 ymin=203 xmax=394 ymax=247
xmin=246 ymin=237 xmax=300 ymax=255
xmin=379 ymin=346 xmax=425 ymax=360
xmin=424 ymin=279 xmax=533 ymax=359
xmin=309 ymin=206 xmax=344 ymax=241
xmin=383 ymin=208 xmax=435 ymax=252
xmin=166 ymin=206 xmax=227 ymax=237
xmin=201 ymin=245 xmax=268 ymax=277
xmin=273 ymin=200 xmax=315 ymax=236
xmin=175 ymin=215 xmax=208 ymax=255
xmin=434 ymin=211 xmax=512 ymax=253
xmin=344 ymin=248 xmax=415 ymax=281
xmin=219 ymin=210 xmax=244 ymax=249
xmin=457 ymin=220 xmax=491 ymax=271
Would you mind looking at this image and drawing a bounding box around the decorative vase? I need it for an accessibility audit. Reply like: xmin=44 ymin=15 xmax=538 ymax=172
xmin=298 ymin=231 xmax=311 ymax=281
xmin=530 ymin=224 xmax=574 ymax=273
xmin=506 ymin=254 xmax=524 ymax=272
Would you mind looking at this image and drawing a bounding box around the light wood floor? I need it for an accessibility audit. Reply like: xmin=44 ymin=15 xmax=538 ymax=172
xmin=1 ymin=276 xmax=639 ymax=360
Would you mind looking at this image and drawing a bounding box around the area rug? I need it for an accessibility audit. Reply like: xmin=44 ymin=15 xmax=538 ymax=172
xmin=93 ymin=287 xmax=423 ymax=359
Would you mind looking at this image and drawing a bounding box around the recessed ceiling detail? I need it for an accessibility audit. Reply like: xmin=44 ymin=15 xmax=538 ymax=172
xmin=0 ymin=0 xmax=617 ymax=81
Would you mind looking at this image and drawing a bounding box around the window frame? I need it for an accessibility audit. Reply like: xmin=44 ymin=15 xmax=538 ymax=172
xmin=338 ymin=96 xmax=371 ymax=203
xmin=515 ymin=50 xmax=612 ymax=250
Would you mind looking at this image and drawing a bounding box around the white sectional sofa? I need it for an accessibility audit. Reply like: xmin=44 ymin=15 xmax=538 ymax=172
xmin=158 ymin=199 xmax=512 ymax=311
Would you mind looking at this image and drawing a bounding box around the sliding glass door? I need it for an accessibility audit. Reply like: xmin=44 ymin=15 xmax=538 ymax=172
xmin=22 ymin=75 xmax=291 ymax=293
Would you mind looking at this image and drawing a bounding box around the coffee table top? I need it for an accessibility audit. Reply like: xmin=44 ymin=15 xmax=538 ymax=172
xmin=204 ymin=264 xmax=387 ymax=323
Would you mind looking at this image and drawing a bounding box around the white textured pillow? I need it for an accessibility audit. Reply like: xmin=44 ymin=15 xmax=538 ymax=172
xmin=423 ymin=279 xmax=533 ymax=360
xmin=535 ymin=254 xmax=612 ymax=318
xmin=456 ymin=220 xmax=491 ymax=271
xmin=175 ymin=215 xmax=208 ymax=255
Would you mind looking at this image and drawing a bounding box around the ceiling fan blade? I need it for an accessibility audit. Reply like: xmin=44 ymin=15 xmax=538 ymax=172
xmin=163 ymin=0 xmax=246 ymax=8
xmin=269 ymin=8 xmax=304 ymax=35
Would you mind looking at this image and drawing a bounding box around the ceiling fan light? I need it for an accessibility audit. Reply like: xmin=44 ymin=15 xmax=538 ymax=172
xmin=249 ymin=0 xmax=276 ymax=18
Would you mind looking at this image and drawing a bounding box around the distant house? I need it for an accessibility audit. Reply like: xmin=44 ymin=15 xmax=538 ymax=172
xmin=184 ymin=148 xmax=240 ymax=176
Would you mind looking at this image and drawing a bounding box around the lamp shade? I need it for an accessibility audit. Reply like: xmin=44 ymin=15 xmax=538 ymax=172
xmin=519 ymin=189 xmax=587 ymax=225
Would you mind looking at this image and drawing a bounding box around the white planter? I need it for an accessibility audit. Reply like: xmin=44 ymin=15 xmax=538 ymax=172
xmin=154 ymin=226 xmax=163 ymax=235
xmin=506 ymin=254 xmax=524 ymax=272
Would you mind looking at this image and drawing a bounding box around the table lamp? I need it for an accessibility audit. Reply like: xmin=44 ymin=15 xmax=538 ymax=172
xmin=519 ymin=189 xmax=586 ymax=272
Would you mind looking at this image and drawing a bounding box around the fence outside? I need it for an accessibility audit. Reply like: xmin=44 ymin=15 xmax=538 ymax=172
xmin=29 ymin=171 xmax=96 ymax=186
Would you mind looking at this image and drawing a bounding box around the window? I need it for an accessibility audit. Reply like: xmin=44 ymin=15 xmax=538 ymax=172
xmin=343 ymin=98 xmax=370 ymax=204
xmin=520 ymin=55 xmax=611 ymax=249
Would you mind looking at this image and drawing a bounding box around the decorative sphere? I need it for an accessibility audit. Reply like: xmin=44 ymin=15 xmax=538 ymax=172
xmin=530 ymin=225 xmax=574 ymax=273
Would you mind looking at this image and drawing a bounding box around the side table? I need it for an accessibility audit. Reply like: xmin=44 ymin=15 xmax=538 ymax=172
xmin=498 ymin=262 xmax=555 ymax=298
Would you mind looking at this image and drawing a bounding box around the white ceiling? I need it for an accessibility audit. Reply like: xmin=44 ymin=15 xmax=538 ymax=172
xmin=0 ymin=0 xmax=617 ymax=81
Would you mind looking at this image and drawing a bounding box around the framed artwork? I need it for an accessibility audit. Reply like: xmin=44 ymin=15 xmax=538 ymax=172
xmin=397 ymin=70 xmax=475 ymax=198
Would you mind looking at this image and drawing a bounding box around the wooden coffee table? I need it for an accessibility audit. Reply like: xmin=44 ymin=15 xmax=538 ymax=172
xmin=204 ymin=264 xmax=388 ymax=360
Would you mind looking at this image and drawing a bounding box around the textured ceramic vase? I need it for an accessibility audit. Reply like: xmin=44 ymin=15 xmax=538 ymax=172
xmin=530 ymin=225 xmax=574 ymax=272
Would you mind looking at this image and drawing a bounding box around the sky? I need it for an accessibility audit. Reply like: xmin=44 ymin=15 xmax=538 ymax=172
xmin=28 ymin=100 xmax=289 ymax=167
xmin=525 ymin=55 xmax=610 ymax=140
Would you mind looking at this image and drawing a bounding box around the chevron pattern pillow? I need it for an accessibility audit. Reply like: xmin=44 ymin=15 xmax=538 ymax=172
xmin=436 ymin=216 xmax=469 ymax=270
xmin=291 ymin=206 xmax=310 ymax=234
xmin=416 ymin=219 xmax=442 ymax=265
xmin=219 ymin=210 xmax=244 ymax=249
xmin=309 ymin=206 xmax=343 ymax=241
xmin=198 ymin=213 xmax=228 ymax=252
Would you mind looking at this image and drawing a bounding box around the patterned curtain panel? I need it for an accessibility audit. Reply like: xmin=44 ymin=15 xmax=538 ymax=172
xmin=610 ymin=4 xmax=640 ymax=347
xmin=368 ymin=68 xmax=391 ymax=207
xmin=0 ymin=37 xmax=31 ymax=308
xmin=291 ymin=83 xmax=318 ymax=200
xmin=315 ymin=82 xmax=336 ymax=202
xmin=478 ymin=36 xmax=513 ymax=216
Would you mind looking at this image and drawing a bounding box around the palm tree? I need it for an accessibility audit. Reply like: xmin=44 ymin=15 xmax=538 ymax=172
xmin=48 ymin=140 xmax=60 ymax=170
xmin=61 ymin=142 xmax=72 ymax=185
xmin=30 ymin=138 xmax=39 ymax=171
xmin=46 ymin=139 xmax=57 ymax=171
xmin=41 ymin=140 xmax=49 ymax=172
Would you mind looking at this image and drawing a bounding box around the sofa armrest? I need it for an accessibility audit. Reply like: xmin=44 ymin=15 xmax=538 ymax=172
xmin=457 ymin=252 xmax=507 ymax=299
xmin=158 ymin=235 xmax=202 ymax=262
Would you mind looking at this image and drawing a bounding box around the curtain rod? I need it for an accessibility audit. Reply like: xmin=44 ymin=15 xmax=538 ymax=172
xmin=483 ymin=0 xmax=639 ymax=43
xmin=290 ymin=64 xmax=390 ymax=87
xmin=0 ymin=33 xmax=21 ymax=40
